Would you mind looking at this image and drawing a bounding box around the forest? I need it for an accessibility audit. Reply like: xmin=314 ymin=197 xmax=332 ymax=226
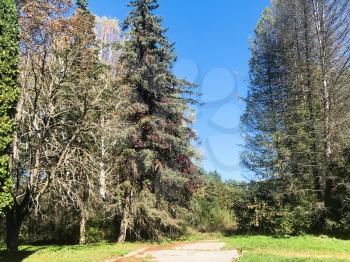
xmin=1 ymin=0 xmax=350 ymax=261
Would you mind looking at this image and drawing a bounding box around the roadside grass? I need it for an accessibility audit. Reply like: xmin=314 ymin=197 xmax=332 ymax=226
xmin=223 ymin=235 xmax=350 ymax=261
xmin=2 ymin=234 xmax=350 ymax=261
xmin=0 ymin=242 xmax=146 ymax=262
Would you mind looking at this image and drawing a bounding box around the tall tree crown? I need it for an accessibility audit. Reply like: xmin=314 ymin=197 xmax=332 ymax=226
xmin=114 ymin=0 xmax=199 ymax=241
xmin=76 ymin=0 xmax=89 ymax=12
xmin=0 ymin=0 xmax=19 ymax=215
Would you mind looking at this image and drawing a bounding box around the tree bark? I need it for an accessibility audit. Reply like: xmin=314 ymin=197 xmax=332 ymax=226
xmin=99 ymin=118 xmax=106 ymax=199
xmin=117 ymin=193 xmax=131 ymax=243
xmin=79 ymin=185 xmax=89 ymax=245
xmin=5 ymin=191 xmax=30 ymax=252
xmin=79 ymin=211 xmax=87 ymax=245
xmin=6 ymin=209 xmax=22 ymax=253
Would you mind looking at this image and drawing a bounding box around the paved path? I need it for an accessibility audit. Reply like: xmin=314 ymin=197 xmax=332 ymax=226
xmin=139 ymin=241 xmax=239 ymax=262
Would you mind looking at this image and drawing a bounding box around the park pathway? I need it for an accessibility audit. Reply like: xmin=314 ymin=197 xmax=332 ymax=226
xmin=118 ymin=241 xmax=240 ymax=262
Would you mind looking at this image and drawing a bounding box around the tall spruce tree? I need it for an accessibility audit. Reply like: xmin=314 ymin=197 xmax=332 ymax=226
xmin=115 ymin=0 xmax=199 ymax=242
xmin=76 ymin=0 xmax=89 ymax=12
xmin=0 ymin=0 xmax=19 ymax=216
xmin=241 ymin=8 xmax=286 ymax=180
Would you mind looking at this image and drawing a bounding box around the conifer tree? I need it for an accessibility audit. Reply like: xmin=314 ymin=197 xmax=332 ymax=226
xmin=76 ymin=0 xmax=88 ymax=12
xmin=0 ymin=0 xmax=19 ymax=216
xmin=241 ymin=0 xmax=350 ymax=235
xmin=115 ymin=0 xmax=199 ymax=242
xmin=241 ymin=8 xmax=286 ymax=179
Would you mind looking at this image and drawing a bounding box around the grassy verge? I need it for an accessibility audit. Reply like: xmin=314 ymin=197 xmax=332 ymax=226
xmin=2 ymin=234 xmax=350 ymax=261
xmin=223 ymin=235 xmax=350 ymax=261
xmin=0 ymin=242 xmax=146 ymax=262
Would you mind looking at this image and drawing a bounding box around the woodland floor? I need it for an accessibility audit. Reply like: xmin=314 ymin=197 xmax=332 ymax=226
xmin=1 ymin=234 xmax=350 ymax=261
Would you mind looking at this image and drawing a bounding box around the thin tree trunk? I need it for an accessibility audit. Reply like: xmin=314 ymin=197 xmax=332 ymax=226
xmin=313 ymin=0 xmax=333 ymax=231
xmin=118 ymin=193 xmax=131 ymax=243
xmin=303 ymin=1 xmax=321 ymax=197
xmin=317 ymin=0 xmax=332 ymax=196
xmin=79 ymin=211 xmax=87 ymax=245
xmin=99 ymin=162 xmax=106 ymax=199
xmin=99 ymin=121 xmax=106 ymax=199
xmin=323 ymin=76 xmax=331 ymax=163
xmin=100 ymin=133 xmax=106 ymax=196
xmin=79 ymin=183 xmax=89 ymax=245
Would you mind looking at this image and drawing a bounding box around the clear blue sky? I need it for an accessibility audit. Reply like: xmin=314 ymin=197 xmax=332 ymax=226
xmin=89 ymin=0 xmax=270 ymax=181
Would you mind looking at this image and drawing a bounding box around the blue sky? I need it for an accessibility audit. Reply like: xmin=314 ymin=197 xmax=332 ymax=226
xmin=89 ymin=0 xmax=270 ymax=181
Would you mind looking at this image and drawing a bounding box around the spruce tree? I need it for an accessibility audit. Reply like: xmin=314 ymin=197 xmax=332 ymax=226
xmin=115 ymin=0 xmax=198 ymax=242
xmin=241 ymin=8 xmax=286 ymax=179
xmin=76 ymin=0 xmax=89 ymax=12
xmin=0 ymin=0 xmax=19 ymax=216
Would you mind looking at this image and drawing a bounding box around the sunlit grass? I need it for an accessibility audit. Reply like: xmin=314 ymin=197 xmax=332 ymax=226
xmin=224 ymin=235 xmax=350 ymax=261
xmin=0 ymin=242 xmax=145 ymax=262
xmin=2 ymin=234 xmax=350 ymax=261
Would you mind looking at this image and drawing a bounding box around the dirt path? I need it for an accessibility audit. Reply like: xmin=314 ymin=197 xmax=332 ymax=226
xmin=116 ymin=241 xmax=240 ymax=262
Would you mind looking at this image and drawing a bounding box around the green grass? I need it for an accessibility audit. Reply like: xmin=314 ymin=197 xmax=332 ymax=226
xmin=223 ymin=235 xmax=350 ymax=261
xmin=0 ymin=242 xmax=145 ymax=262
xmin=2 ymin=234 xmax=350 ymax=261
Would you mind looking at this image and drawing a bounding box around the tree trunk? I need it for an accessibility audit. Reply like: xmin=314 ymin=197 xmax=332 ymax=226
xmin=6 ymin=211 xmax=21 ymax=253
xmin=117 ymin=193 xmax=131 ymax=243
xmin=117 ymin=213 xmax=128 ymax=243
xmin=99 ymin=163 xmax=106 ymax=199
xmin=79 ymin=186 xmax=89 ymax=245
xmin=303 ymin=1 xmax=321 ymax=198
xmin=313 ymin=0 xmax=333 ymax=231
xmin=79 ymin=211 xmax=87 ymax=245
xmin=5 ymin=197 xmax=29 ymax=253
xmin=99 ymin=118 xmax=106 ymax=199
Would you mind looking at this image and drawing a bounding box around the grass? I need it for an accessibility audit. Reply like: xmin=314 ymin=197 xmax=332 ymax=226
xmin=0 ymin=242 xmax=146 ymax=262
xmin=2 ymin=234 xmax=350 ymax=261
xmin=223 ymin=235 xmax=350 ymax=261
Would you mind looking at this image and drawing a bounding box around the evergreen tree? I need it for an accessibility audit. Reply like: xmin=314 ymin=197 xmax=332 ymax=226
xmin=115 ymin=0 xmax=199 ymax=242
xmin=241 ymin=0 xmax=350 ymax=236
xmin=0 ymin=0 xmax=19 ymax=216
xmin=76 ymin=0 xmax=89 ymax=12
xmin=241 ymin=8 xmax=287 ymax=180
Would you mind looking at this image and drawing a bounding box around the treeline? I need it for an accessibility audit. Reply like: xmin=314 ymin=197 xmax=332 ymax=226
xmin=0 ymin=0 xmax=202 ymax=252
xmin=3 ymin=0 xmax=350 ymax=253
xmin=241 ymin=0 xmax=350 ymax=236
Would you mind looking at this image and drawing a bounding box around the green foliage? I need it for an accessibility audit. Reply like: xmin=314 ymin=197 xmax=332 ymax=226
xmin=0 ymin=0 xmax=19 ymax=215
xmin=76 ymin=0 xmax=89 ymax=12
xmin=233 ymin=179 xmax=316 ymax=236
xmin=241 ymin=0 xmax=350 ymax=237
xmin=189 ymin=171 xmax=238 ymax=233
xmin=114 ymin=0 xmax=199 ymax=241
